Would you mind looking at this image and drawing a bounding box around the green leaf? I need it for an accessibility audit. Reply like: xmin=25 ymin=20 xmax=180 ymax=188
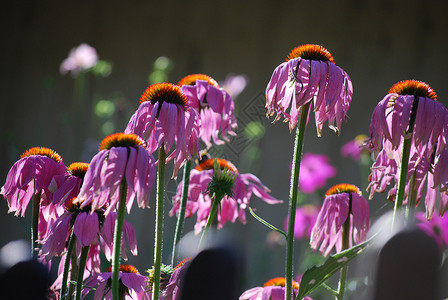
xmin=248 ymin=207 xmax=286 ymax=237
xmin=296 ymin=239 xmax=370 ymax=300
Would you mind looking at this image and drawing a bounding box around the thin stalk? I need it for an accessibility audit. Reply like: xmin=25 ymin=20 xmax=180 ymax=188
xmin=68 ymin=251 xmax=78 ymax=300
xmin=75 ymin=246 xmax=89 ymax=300
xmin=393 ymin=137 xmax=412 ymax=222
xmin=198 ymin=193 xmax=222 ymax=249
xmin=285 ymin=102 xmax=310 ymax=300
xmin=31 ymin=191 xmax=41 ymax=258
xmin=393 ymin=95 xmax=419 ymax=227
xmin=61 ymin=232 xmax=77 ymax=300
xmin=406 ymin=172 xmax=417 ymax=220
xmin=112 ymin=181 xmax=128 ymax=300
xmin=336 ymin=203 xmax=351 ymax=300
xmin=152 ymin=146 xmax=166 ymax=300
xmin=171 ymin=160 xmax=192 ymax=266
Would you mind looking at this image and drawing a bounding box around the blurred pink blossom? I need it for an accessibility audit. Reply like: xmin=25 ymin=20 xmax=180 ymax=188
xmin=60 ymin=43 xmax=98 ymax=77
xmin=284 ymin=205 xmax=320 ymax=240
xmin=298 ymin=153 xmax=336 ymax=194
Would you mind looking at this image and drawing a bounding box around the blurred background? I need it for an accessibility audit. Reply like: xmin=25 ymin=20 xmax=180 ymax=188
xmin=1 ymin=0 xmax=448 ymax=298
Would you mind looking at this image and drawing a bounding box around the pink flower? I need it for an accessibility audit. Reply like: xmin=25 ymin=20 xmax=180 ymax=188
xmin=310 ymin=184 xmax=370 ymax=256
xmin=41 ymin=198 xmax=137 ymax=261
xmin=416 ymin=211 xmax=448 ymax=249
xmin=179 ymin=74 xmax=237 ymax=148
xmin=60 ymin=43 xmax=98 ymax=77
xmin=239 ymin=277 xmax=311 ymax=300
xmin=169 ymin=158 xmax=281 ymax=233
xmin=1 ymin=147 xmax=67 ymax=239
xmin=163 ymin=258 xmax=191 ymax=300
xmin=125 ymin=83 xmax=200 ymax=177
xmin=76 ymin=133 xmax=156 ymax=215
xmin=284 ymin=205 xmax=320 ymax=240
xmin=88 ymin=265 xmax=150 ymax=300
xmin=340 ymin=134 xmax=370 ymax=160
xmin=266 ymin=44 xmax=353 ymax=135
xmin=298 ymin=153 xmax=336 ymax=193
xmin=50 ymin=162 xmax=89 ymax=206
xmin=367 ymin=80 xmax=448 ymax=218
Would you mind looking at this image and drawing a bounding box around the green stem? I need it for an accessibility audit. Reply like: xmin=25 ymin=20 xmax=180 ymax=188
xmin=406 ymin=172 xmax=417 ymax=220
xmin=336 ymin=214 xmax=351 ymax=300
xmin=285 ymin=102 xmax=310 ymax=300
xmin=31 ymin=191 xmax=41 ymax=258
xmin=393 ymin=95 xmax=419 ymax=227
xmin=152 ymin=147 xmax=166 ymax=300
xmin=171 ymin=160 xmax=192 ymax=266
xmin=75 ymin=246 xmax=89 ymax=300
xmin=61 ymin=232 xmax=77 ymax=300
xmin=336 ymin=200 xmax=351 ymax=300
xmin=68 ymin=251 xmax=78 ymax=300
xmin=112 ymin=181 xmax=128 ymax=300
xmin=198 ymin=193 xmax=222 ymax=249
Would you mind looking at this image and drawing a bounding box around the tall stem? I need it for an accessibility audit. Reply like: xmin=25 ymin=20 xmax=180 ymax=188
xmin=336 ymin=196 xmax=352 ymax=300
xmin=406 ymin=172 xmax=417 ymax=220
xmin=285 ymin=102 xmax=310 ymax=300
xmin=171 ymin=160 xmax=192 ymax=266
xmin=61 ymin=232 xmax=77 ymax=300
xmin=393 ymin=95 xmax=419 ymax=226
xmin=198 ymin=193 xmax=222 ymax=249
xmin=112 ymin=181 xmax=128 ymax=300
xmin=31 ymin=191 xmax=41 ymax=258
xmin=68 ymin=251 xmax=78 ymax=300
xmin=152 ymin=146 xmax=166 ymax=300
xmin=75 ymin=246 xmax=89 ymax=300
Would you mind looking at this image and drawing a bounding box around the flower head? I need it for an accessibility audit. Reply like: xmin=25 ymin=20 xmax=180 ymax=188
xmin=76 ymin=133 xmax=155 ymax=215
xmin=125 ymin=83 xmax=200 ymax=177
xmin=310 ymin=184 xmax=370 ymax=256
xmin=88 ymin=265 xmax=150 ymax=300
xmin=239 ymin=277 xmax=311 ymax=300
xmin=162 ymin=258 xmax=191 ymax=300
xmin=169 ymin=157 xmax=281 ymax=233
xmin=368 ymin=80 xmax=448 ymax=218
xmin=266 ymin=44 xmax=353 ymax=135
xmin=50 ymin=162 xmax=89 ymax=206
xmin=298 ymin=153 xmax=336 ymax=193
xmin=60 ymin=43 xmax=98 ymax=77
xmin=179 ymin=74 xmax=237 ymax=148
xmin=1 ymin=147 xmax=66 ymax=217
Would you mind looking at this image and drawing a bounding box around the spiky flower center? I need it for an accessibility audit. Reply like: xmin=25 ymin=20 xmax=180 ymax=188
xmin=178 ymin=74 xmax=219 ymax=88
xmin=388 ymin=80 xmax=437 ymax=100
xmin=140 ymin=83 xmax=188 ymax=109
xmin=325 ymin=183 xmax=361 ymax=196
xmin=175 ymin=257 xmax=191 ymax=270
xmin=20 ymin=147 xmax=62 ymax=163
xmin=263 ymin=277 xmax=300 ymax=290
xmin=107 ymin=264 xmax=139 ymax=274
xmin=65 ymin=197 xmax=82 ymax=212
xmin=67 ymin=162 xmax=89 ymax=178
xmin=286 ymin=44 xmax=335 ymax=63
xmin=99 ymin=133 xmax=145 ymax=151
xmin=195 ymin=158 xmax=239 ymax=174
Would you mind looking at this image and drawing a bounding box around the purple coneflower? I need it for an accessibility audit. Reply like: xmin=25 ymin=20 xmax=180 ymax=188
xmin=169 ymin=158 xmax=281 ymax=233
xmin=310 ymin=184 xmax=370 ymax=257
xmin=88 ymin=265 xmax=150 ymax=300
xmin=239 ymin=277 xmax=311 ymax=300
xmin=179 ymin=74 xmax=237 ymax=148
xmin=368 ymin=80 xmax=448 ymax=218
xmin=125 ymin=83 xmax=200 ymax=177
xmin=416 ymin=211 xmax=448 ymax=249
xmin=50 ymin=162 xmax=89 ymax=206
xmin=266 ymin=44 xmax=353 ymax=135
xmin=340 ymin=134 xmax=370 ymax=161
xmin=76 ymin=133 xmax=155 ymax=215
